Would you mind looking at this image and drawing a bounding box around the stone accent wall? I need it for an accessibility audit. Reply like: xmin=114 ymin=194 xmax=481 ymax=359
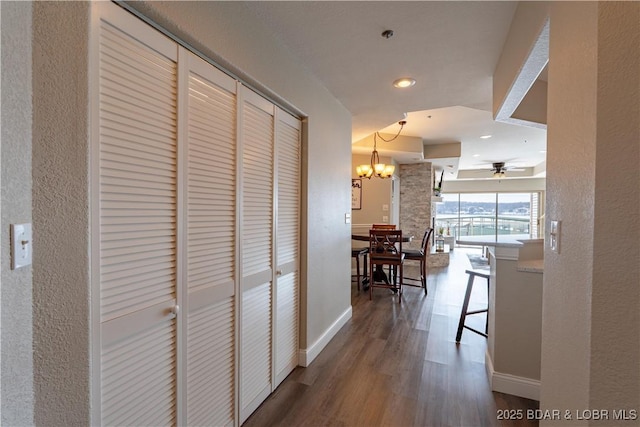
xmin=399 ymin=163 xmax=432 ymax=251
xmin=428 ymin=251 xmax=450 ymax=267
xmin=399 ymin=162 xmax=450 ymax=267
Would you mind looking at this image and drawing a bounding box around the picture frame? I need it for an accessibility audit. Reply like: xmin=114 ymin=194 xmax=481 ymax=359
xmin=351 ymin=179 xmax=362 ymax=210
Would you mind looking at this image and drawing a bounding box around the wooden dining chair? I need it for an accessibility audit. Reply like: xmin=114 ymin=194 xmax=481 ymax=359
xmin=402 ymin=228 xmax=433 ymax=295
xmin=371 ymin=225 xmax=398 ymax=281
xmin=371 ymin=223 xmax=396 ymax=230
xmin=368 ymin=229 xmax=405 ymax=302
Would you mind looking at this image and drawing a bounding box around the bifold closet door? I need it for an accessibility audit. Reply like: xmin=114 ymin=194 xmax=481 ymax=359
xmin=94 ymin=4 xmax=302 ymax=426
xmin=93 ymin=3 xmax=180 ymax=425
xmin=273 ymin=110 xmax=301 ymax=387
xmin=239 ymin=88 xmax=275 ymax=422
xmin=183 ymin=51 xmax=237 ymax=426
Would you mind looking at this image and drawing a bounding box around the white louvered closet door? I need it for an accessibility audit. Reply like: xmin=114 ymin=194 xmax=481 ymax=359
xmin=93 ymin=3 xmax=180 ymax=425
xmin=273 ymin=110 xmax=301 ymax=387
xmin=239 ymin=87 xmax=275 ymax=423
xmin=183 ymin=51 xmax=237 ymax=427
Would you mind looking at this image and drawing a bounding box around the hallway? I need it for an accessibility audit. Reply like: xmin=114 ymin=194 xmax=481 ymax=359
xmin=245 ymin=248 xmax=539 ymax=426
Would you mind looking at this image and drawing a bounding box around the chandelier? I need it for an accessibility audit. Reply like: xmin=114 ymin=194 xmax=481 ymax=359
xmin=356 ymin=120 xmax=406 ymax=179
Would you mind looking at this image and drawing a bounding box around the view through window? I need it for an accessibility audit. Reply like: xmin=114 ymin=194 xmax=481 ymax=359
xmin=434 ymin=192 xmax=540 ymax=243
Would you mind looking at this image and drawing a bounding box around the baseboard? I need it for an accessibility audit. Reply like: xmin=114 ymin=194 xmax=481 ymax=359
xmin=298 ymin=306 xmax=352 ymax=367
xmin=485 ymin=350 xmax=540 ymax=401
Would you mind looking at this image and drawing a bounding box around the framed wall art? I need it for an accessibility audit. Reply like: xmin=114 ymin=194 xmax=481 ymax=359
xmin=351 ymin=179 xmax=362 ymax=210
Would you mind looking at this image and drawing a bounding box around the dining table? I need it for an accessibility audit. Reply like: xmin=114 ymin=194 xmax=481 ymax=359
xmin=351 ymin=233 xmax=413 ymax=290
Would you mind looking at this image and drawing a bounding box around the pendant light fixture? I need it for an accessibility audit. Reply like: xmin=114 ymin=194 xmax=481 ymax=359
xmin=356 ymin=120 xmax=406 ymax=179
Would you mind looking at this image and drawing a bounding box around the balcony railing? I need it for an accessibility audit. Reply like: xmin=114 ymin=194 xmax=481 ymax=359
xmin=434 ymin=214 xmax=531 ymax=239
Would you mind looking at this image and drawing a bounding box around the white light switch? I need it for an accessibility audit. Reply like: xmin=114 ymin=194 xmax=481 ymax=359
xmin=382 ymin=215 xmax=389 ymax=223
xmin=382 ymin=204 xmax=389 ymax=212
xmin=11 ymin=223 xmax=32 ymax=270
xmin=549 ymin=220 xmax=561 ymax=254
xmin=345 ymin=213 xmax=351 ymax=224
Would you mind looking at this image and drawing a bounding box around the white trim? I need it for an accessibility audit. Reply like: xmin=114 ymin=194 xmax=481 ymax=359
xmin=485 ymin=350 xmax=540 ymax=401
xmin=485 ymin=349 xmax=494 ymax=379
xmin=176 ymin=45 xmax=188 ymax=426
xmin=271 ymin=107 xmax=279 ymax=391
xmin=234 ymin=81 xmax=244 ymax=427
xmin=89 ymin=2 xmax=102 ymax=422
xmin=298 ymin=306 xmax=352 ymax=367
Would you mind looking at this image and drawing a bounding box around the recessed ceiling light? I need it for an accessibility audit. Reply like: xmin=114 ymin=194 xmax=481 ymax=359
xmin=473 ymin=154 xmax=480 ymax=157
xmin=540 ymin=150 xmax=547 ymax=153
xmin=480 ymin=135 xmax=492 ymax=139
xmin=393 ymin=77 xmax=416 ymax=88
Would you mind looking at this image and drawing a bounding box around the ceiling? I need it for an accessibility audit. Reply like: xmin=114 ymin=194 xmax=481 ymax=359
xmin=244 ymin=1 xmax=547 ymax=179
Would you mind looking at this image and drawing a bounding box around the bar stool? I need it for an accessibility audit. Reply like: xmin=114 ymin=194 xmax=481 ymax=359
xmin=456 ymin=269 xmax=490 ymax=342
xmin=351 ymin=246 xmax=369 ymax=290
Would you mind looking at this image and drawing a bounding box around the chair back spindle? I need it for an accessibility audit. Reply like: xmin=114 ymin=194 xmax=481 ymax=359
xmin=368 ymin=229 xmax=405 ymax=302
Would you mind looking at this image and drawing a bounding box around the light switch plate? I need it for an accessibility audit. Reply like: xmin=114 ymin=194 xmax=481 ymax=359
xmin=344 ymin=213 xmax=351 ymax=224
xmin=549 ymin=220 xmax=560 ymax=253
xmin=11 ymin=223 xmax=32 ymax=270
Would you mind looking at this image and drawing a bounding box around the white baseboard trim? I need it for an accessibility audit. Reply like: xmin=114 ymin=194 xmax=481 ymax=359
xmin=485 ymin=350 xmax=540 ymax=401
xmin=298 ymin=306 xmax=352 ymax=367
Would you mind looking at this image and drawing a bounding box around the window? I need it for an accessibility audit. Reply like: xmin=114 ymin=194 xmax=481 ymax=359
xmin=435 ymin=192 xmax=541 ymax=243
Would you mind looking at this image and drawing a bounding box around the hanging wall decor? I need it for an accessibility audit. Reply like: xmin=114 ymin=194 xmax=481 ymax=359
xmin=352 ymin=179 xmax=362 ymax=210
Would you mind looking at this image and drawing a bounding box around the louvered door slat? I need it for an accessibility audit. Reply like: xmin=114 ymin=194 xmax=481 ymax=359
xmin=96 ymin=6 xmax=178 ymax=426
xmin=102 ymin=320 xmax=177 ymax=426
xmin=239 ymin=90 xmax=274 ymax=423
xmin=241 ymin=99 xmax=273 ymax=278
xmin=241 ymin=283 xmax=272 ymax=409
xmin=99 ymin=19 xmax=177 ymax=322
xmin=187 ymin=298 xmax=235 ymax=427
xmin=276 ymin=272 xmax=299 ymax=377
xmin=274 ymin=112 xmax=301 ymax=387
xmin=185 ymin=53 xmax=237 ymax=426
xmin=186 ymin=67 xmax=236 ymax=294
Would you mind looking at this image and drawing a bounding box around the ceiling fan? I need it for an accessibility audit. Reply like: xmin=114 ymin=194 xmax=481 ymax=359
xmin=490 ymin=161 xmax=525 ymax=178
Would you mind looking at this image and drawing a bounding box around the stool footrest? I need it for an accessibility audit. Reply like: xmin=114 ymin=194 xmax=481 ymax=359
xmin=465 ymin=308 xmax=488 ymax=315
xmin=463 ymin=325 xmax=488 ymax=338
xmin=464 ymin=269 xmax=490 ymax=279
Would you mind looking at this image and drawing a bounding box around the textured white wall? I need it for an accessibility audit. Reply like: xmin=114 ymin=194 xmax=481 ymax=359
xmin=588 ymin=1 xmax=639 ymax=413
xmin=542 ymin=3 xmax=597 ymax=417
xmin=32 ymin=2 xmax=91 ymax=426
xmin=541 ymin=2 xmax=640 ymax=423
xmin=1 ymin=2 xmax=34 ymax=425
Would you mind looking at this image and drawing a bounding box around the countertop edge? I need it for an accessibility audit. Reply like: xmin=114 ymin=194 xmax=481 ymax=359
xmin=517 ymin=259 xmax=544 ymax=273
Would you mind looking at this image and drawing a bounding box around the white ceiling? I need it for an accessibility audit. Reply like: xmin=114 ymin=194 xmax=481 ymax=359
xmin=244 ymin=1 xmax=547 ymax=179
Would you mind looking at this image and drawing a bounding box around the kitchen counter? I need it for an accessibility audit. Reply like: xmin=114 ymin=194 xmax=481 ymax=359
xmin=456 ymin=234 xmax=537 ymax=248
xmin=486 ymin=238 xmax=543 ymax=401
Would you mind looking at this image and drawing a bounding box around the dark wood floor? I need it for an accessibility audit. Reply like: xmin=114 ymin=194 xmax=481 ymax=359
xmin=244 ymin=248 xmax=539 ymax=427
